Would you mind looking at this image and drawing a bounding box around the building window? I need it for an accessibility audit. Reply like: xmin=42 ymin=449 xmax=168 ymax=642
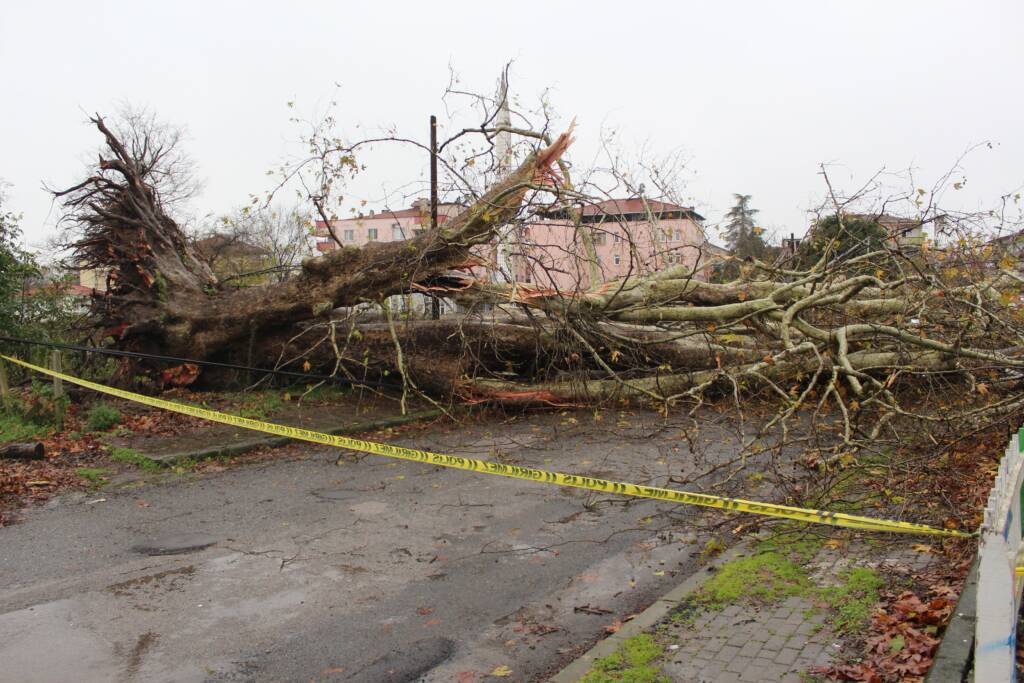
xmin=413 ymin=228 xmax=426 ymax=236
xmin=613 ymin=233 xmax=621 ymax=243
xmin=343 ymin=229 xmax=355 ymax=242
xmin=662 ymin=228 xmax=672 ymax=241
xmin=613 ymin=254 xmax=621 ymax=266
xmin=592 ymin=231 xmax=607 ymax=245
xmin=392 ymin=223 xmax=405 ymax=240
xmin=367 ymin=228 xmax=378 ymax=241
xmin=675 ymin=229 xmax=683 ymax=241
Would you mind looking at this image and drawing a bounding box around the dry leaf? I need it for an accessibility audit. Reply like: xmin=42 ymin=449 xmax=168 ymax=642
xmin=490 ymin=665 xmax=513 ymax=677
xmin=604 ymin=620 xmax=623 ymax=634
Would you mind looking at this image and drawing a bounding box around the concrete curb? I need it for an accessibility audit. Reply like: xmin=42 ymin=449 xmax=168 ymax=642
xmin=145 ymin=409 xmax=443 ymax=465
xmin=548 ymin=542 xmax=753 ymax=683
xmin=925 ymin=557 xmax=978 ymax=683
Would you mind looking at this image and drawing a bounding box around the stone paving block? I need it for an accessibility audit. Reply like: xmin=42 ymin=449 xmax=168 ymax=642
xmin=715 ymin=644 xmax=742 ymax=662
xmin=680 ymin=638 xmax=703 ymax=654
xmin=725 ymin=655 xmax=751 ymax=673
xmin=739 ymin=657 xmax=778 ymax=681
xmin=801 ymin=642 xmax=825 ymax=660
xmin=721 ymin=604 xmax=743 ymax=618
xmin=705 ymin=635 xmax=728 ymax=653
xmin=774 ymin=647 xmax=801 ymax=665
xmin=716 ymin=672 xmax=742 ymax=683
xmin=727 ymin=630 xmax=750 ymax=647
xmin=698 ymin=659 xmax=727 ymax=680
xmin=761 ymin=634 xmax=788 ymax=652
xmin=784 ymin=609 xmax=807 ymax=625
xmin=782 ymin=595 xmax=805 ymax=609
xmin=738 ymin=639 xmax=763 ymax=659
xmin=795 ymin=621 xmax=817 ymax=635
xmin=747 ymin=627 xmax=770 ymax=643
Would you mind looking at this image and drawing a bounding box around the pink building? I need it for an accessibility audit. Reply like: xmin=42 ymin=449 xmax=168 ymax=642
xmin=512 ymin=199 xmax=707 ymax=291
xmin=314 ymin=199 xmax=463 ymax=252
xmin=315 ymin=198 xmax=708 ymax=292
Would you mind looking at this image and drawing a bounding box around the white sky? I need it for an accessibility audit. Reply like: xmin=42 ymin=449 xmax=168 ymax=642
xmin=2 ymin=0 xmax=1022 ymax=251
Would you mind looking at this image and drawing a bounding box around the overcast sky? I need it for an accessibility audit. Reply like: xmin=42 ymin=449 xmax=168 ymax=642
xmin=2 ymin=0 xmax=1021 ymax=251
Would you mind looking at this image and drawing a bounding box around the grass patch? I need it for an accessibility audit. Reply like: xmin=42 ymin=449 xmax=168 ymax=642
xmin=0 ymin=412 xmax=49 ymax=443
xmin=819 ymin=566 xmax=884 ymax=634
xmin=579 ymin=634 xmax=668 ymax=683
xmin=665 ymin=532 xmax=884 ymax=640
xmin=86 ymin=402 xmax=121 ymax=432
xmin=230 ymin=392 xmax=284 ymax=420
xmin=109 ymin=447 xmax=162 ymax=472
xmin=296 ymin=383 xmax=349 ymax=403
xmin=696 ymin=550 xmax=813 ymax=609
xmin=77 ymin=467 xmax=110 ymax=486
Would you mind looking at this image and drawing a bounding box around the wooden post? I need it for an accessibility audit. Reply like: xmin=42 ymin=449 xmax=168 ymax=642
xmin=50 ymin=351 xmax=63 ymax=398
xmin=50 ymin=351 xmax=64 ymax=431
xmin=0 ymin=360 xmax=10 ymax=413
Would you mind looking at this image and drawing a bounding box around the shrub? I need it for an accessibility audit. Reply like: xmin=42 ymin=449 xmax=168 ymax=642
xmin=87 ymin=403 xmax=122 ymax=432
xmin=20 ymin=382 xmax=68 ymax=427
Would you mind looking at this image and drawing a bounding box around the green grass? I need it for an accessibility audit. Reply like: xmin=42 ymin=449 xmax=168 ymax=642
xmin=819 ymin=566 xmax=884 ymax=633
xmin=664 ymin=532 xmax=884 ymax=640
xmin=76 ymin=467 xmax=110 ymax=486
xmin=579 ymin=634 xmax=668 ymax=683
xmin=109 ymin=447 xmax=162 ymax=472
xmin=0 ymin=413 xmax=49 ymax=443
xmin=296 ymin=383 xmax=349 ymax=403
xmin=227 ymin=392 xmax=284 ymax=420
xmin=696 ymin=550 xmax=813 ymax=609
xmin=86 ymin=402 xmax=121 ymax=432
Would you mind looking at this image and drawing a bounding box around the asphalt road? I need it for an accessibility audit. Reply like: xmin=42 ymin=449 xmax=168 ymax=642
xmin=0 ymin=410 xmax=752 ymax=682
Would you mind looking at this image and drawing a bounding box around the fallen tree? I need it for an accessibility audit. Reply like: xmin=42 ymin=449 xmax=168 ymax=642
xmin=53 ymin=107 xmax=1024 ymax=467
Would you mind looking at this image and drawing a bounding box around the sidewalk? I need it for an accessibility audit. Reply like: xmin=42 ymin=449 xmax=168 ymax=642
xmin=553 ymin=536 xmax=939 ymax=683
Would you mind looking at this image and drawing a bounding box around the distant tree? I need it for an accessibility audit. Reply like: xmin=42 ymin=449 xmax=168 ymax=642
xmin=0 ymin=190 xmax=78 ymax=354
xmin=0 ymin=193 xmax=36 ymax=342
xmin=197 ymin=206 xmax=314 ymax=285
xmin=797 ymin=213 xmax=889 ymax=269
xmin=722 ymin=194 xmax=768 ymax=260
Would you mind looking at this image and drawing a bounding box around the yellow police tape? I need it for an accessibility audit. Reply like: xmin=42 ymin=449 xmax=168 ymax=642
xmin=2 ymin=354 xmax=973 ymax=539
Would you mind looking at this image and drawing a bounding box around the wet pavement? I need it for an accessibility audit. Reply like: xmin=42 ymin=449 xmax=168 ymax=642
xmin=0 ymin=409 xmax=764 ymax=682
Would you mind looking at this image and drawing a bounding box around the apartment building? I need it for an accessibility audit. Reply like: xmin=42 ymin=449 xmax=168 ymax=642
xmin=315 ymin=197 xmax=709 ymax=294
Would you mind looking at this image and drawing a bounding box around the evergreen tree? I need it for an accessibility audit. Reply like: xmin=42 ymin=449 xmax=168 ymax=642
xmin=797 ymin=213 xmax=888 ymax=269
xmin=722 ymin=194 xmax=767 ymax=260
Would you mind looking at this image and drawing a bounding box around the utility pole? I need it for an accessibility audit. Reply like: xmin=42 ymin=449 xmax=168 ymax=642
xmin=429 ymin=114 xmax=441 ymax=320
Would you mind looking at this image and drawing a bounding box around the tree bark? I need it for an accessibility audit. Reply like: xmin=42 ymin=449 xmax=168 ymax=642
xmin=0 ymin=443 xmax=45 ymax=460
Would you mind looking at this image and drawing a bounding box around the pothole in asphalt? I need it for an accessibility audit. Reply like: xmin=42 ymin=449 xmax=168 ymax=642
xmin=132 ymin=533 xmax=219 ymax=556
xmin=347 ymin=636 xmax=455 ymax=682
